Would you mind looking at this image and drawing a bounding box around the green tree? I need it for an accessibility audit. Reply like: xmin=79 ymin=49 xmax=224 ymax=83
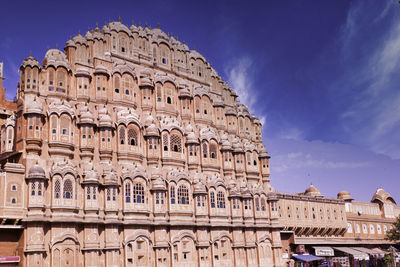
xmin=386 ymin=216 xmax=400 ymax=242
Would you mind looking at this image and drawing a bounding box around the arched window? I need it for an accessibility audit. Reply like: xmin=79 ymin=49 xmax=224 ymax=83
xmin=170 ymin=185 xmax=176 ymax=204
xmin=170 ymin=134 xmax=182 ymax=152
xmin=114 ymin=76 xmax=120 ymax=94
xmin=217 ymin=191 xmax=225 ymax=208
xmin=38 ymin=182 xmax=42 ymax=196
xmin=60 ymin=117 xmax=69 ymax=136
xmin=63 ymin=179 xmax=73 ymax=199
xmin=128 ymin=129 xmax=137 ymax=146
xmin=210 ymin=143 xmax=217 ymax=159
xmin=31 ymin=182 xmax=36 ymax=196
xmin=202 ymin=142 xmax=208 ymax=158
xmin=57 ymin=71 xmax=65 ymax=91
xmin=49 ymin=69 xmax=55 ymax=87
xmin=54 ymin=180 xmax=60 ymax=199
xmin=133 ymin=183 xmax=145 ymax=204
xmin=163 ymin=133 xmax=169 ymax=151
xmin=106 ymin=188 xmax=111 ymax=201
xmin=50 ymin=116 xmax=57 ymax=135
xmin=156 ymin=86 xmax=162 ymax=102
xmin=166 ymin=96 xmax=171 ymax=104
xmin=119 ymin=127 xmax=126 ymax=145
xmin=255 ymin=197 xmax=260 ymax=211
xmin=125 ymin=182 xmax=131 ymax=203
xmin=261 ymin=197 xmax=266 ymax=211
xmin=210 ymin=192 xmax=215 ymax=208
xmin=178 ymin=185 xmax=189 ymax=205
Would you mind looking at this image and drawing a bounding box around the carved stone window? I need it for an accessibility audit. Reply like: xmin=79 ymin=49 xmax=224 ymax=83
xmin=178 ymin=185 xmax=189 ymax=205
xmin=133 ymin=183 xmax=145 ymax=204
xmin=210 ymin=192 xmax=215 ymax=208
xmin=170 ymin=134 xmax=182 ymax=152
xmin=217 ymin=191 xmax=225 ymax=209
xmin=63 ymin=179 xmax=73 ymax=199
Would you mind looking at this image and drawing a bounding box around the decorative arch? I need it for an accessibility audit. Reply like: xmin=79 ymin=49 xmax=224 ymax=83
xmin=123 ymin=230 xmax=153 ymax=246
xmin=50 ymin=234 xmax=80 ymax=249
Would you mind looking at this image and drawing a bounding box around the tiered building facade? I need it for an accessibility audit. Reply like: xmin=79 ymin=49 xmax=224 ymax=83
xmin=0 ymin=21 xmax=283 ymax=267
xmin=0 ymin=20 xmax=399 ymax=267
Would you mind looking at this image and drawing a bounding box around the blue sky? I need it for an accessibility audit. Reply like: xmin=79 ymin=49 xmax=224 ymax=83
xmin=1 ymin=0 xmax=400 ymax=201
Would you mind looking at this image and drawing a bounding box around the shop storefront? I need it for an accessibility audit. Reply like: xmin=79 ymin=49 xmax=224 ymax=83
xmin=292 ymin=254 xmax=324 ymax=267
xmin=333 ymin=247 xmax=369 ymax=267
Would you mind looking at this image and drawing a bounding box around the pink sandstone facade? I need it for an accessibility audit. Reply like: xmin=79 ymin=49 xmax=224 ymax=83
xmin=0 ymin=21 xmax=283 ymax=267
xmin=0 ymin=20 xmax=399 ymax=267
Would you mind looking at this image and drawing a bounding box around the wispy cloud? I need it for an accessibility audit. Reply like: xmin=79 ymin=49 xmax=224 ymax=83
xmin=336 ymin=0 xmax=400 ymax=159
xmin=225 ymin=56 xmax=267 ymax=128
xmin=273 ymin=151 xmax=369 ymax=173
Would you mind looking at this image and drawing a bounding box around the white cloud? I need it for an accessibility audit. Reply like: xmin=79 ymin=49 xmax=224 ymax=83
xmin=225 ymin=56 xmax=268 ymax=130
xmin=337 ymin=0 xmax=400 ymax=159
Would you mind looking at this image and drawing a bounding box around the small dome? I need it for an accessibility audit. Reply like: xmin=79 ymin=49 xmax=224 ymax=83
xmin=179 ymin=88 xmax=192 ymax=98
xmin=28 ymin=164 xmax=46 ymax=179
xmin=25 ymin=97 xmax=43 ymax=115
xmin=152 ymin=178 xmax=166 ymax=191
xmin=42 ymin=49 xmax=70 ymax=70
xmin=73 ymin=33 xmax=87 ymax=45
xmin=186 ymin=132 xmax=199 ymax=144
xmin=259 ymin=146 xmax=270 ymax=158
xmin=304 ymin=184 xmax=322 ymax=197
xmin=84 ymin=169 xmax=99 ymax=183
xmin=194 ymin=182 xmax=207 ymax=194
xmin=75 ymin=67 xmax=90 ymax=77
xmin=98 ymin=106 xmax=113 ymax=128
xmin=145 ymin=123 xmax=160 ymax=137
xmin=65 ymin=38 xmax=76 ymax=48
xmin=92 ymin=30 xmax=105 ymax=40
xmin=79 ymin=105 xmax=95 ymax=125
xmin=108 ymin=21 xmax=132 ymax=36
xmin=94 ymin=64 xmax=109 ymax=76
xmin=21 ymin=55 xmax=41 ymax=69
xmin=232 ymin=139 xmax=243 ymax=153
xmin=85 ymin=30 xmax=93 ymax=41
xmin=337 ymin=190 xmax=353 ymax=201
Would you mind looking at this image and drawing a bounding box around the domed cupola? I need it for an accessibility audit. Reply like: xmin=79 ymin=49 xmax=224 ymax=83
xmin=220 ymin=133 xmax=232 ymax=151
xmin=108 ymin=20 xmax=132 ymax=36
xmin=139 ymin=68 xmax=153 ymax=88
xmin=144 ymin=123 xmax=160 ymax=137
xmin=27 ymin=164 xmax=46 ymax=180
xmin=337 ymin=190 xmax=353 ymax=201
xmin=73 ymin=33 xmax=88 ymax=46
xmin=75 ymin=67 xmax=91 ymax=78
xmin=24 ymin=97 xmax=43 ymax=115
xmin=151 ymin=177 xmax=166 ymax=191
xmin=94 ymin=64 xmax=109 ymax=77
xmin=232 ymin=138 xmax=244 ymax=153
xmin=185 ymin=124 xmax=198 ymax=145
xmin=21 ymin=55 xmax=41 ymax=69
xmin=42 ymin=48 xmax=70 ymax=70
xmin=78 ymin=104 xmax=95 ymax=125
xmin=193 ymin=181 xmax=207 ymax=194
xmin=98 ymin=106 xmax=113 ymax=128
xmin=65 ymin=37 xmax=76 ymax=49
xmin=85 ymin=30 xmax=93 ymax=41
xmin=304 ymin=184 xmax=322 ymax=197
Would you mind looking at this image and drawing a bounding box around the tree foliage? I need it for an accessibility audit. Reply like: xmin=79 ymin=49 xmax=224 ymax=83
xmin=386 ymin=216 xmax=400 ymax=242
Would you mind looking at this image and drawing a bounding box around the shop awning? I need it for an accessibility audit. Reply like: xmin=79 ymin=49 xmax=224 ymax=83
xmin=333 ymin=247 xmax=369 ymax=261
xmin=353 ymin=247 xmax=384 ymax=258
xmin=292 ymin=254 xmax=324 ymax=262
xmin=313 ymin=246 xmax=334 ymax=257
